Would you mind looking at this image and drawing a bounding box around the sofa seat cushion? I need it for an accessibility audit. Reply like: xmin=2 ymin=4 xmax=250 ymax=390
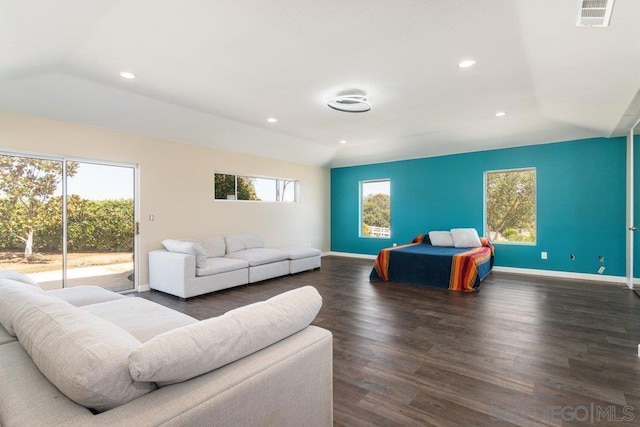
xmin=0 ymin=279 xmax=64 ymax=336
xmin=225 ymin=234 xmax=264 ymax=253
xmin=196 ymin=257 xmax=249 ymax=277
xmin=225 ymin=248 xmax=288 ymax=267
xmin=13 ymin=298 xmax=156 ymax=412
xmin=280 ymin=246 xmax=322 ymax=260
xmin=183 ymin=236 xmax=226 ymax=258
xmin=129 ymin=286 xmax=323 ymax=385
xmin=47 ymin=285 xmax=126 ymax=306
xmin=82 ymin=298 xmax=198 ymax=343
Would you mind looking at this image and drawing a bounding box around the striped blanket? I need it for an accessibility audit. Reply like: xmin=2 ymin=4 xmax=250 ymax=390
xmin=371 ymin=238 xmax=494 ymax=292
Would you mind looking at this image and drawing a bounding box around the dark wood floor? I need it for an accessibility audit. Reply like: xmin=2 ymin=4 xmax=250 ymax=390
xmin=136 ymin=256 xmax=640 ymax=426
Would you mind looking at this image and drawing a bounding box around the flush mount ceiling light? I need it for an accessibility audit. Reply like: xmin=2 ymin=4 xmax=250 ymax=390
xmin=339 ymin=140 xmax=347 ymax=144
xmin=495 ymin=111 xmax=507 ymax=117
xmin=327 ymin=94 xmax=372 ymax=113
xmin=267 ymin=117 xmax=278 ymax=123
xmin=119 ymin=71 xmax=136 ymax=79
xmin=458 ymin=59 xmax=476 ymax=69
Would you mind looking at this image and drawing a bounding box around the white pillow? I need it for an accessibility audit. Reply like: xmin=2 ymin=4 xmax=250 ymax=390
xmin=129 ymin=286 xmax=322 ymax=385
xmin=428 ymin=231 xmax=454 ymax=247
xmin=0 ymin=280 xmax=51 ymax=336
xmin=450 ymin=228 xmax=482 ymax=248
xmin=162 ymin=239 xmax=208 ymax=268
xmin=13 ymin=298 xmax=156 ymax=411
xmin=0 ymin=269 xmax=40 ymax=287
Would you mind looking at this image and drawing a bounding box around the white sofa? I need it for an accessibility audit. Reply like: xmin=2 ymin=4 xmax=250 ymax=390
xmin=149 ymin=234 xmax=321 ymax=299
xmin=0 ymin=271 xmax=333 ymax=426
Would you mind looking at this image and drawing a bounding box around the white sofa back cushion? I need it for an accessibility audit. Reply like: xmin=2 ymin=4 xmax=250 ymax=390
xmin=225 ymin=234 xmax=264 ymax=254
xmin=183 ymin=236 xmax=226 ymax=258
xmin=162 ymin=239 xmax=208 ymax=268
xmin=129 ymin=286 xmax=323 ymax=385
xmin=0 ymin=279 xmax=52 ymax=336
xmin=13 ymin=298 xmax=156 ymax=412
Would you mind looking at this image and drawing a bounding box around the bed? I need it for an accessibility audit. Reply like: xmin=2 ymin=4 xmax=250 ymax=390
xmin=369 ymin=234 xmax=494 ymax=292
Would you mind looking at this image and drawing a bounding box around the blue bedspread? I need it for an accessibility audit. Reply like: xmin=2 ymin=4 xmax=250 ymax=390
xmin=369 ymin=243 xmax=493 ymax=290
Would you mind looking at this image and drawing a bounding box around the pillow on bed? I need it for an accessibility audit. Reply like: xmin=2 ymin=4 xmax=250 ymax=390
xmin=428 ymin=231 xmax=454 ymax=247
xmin=451 ymin=228 xmax=482 ymax=248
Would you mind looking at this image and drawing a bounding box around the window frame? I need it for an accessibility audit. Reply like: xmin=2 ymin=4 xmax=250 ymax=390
xmin=214 ymin=172 xmax=299 ymax=203
xmin=359 ymin=178 xmax=391 ymax=239
xmin=483 ymin=167 xmax=537 ymax=245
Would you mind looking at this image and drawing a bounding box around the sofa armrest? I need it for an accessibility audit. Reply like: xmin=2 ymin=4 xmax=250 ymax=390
xmin=148 ymin=250 xmax=196 ymax=298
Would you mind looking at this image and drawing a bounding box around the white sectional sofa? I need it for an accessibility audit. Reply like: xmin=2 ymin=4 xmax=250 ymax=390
xmin=149 ymin=233 xmax=321 ymax=299
xmin=0 ymin=270 xmax=333 ymax=426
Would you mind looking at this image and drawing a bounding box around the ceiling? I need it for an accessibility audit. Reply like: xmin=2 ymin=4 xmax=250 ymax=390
xmin=2 ymin=0 xmax=640 ymax=168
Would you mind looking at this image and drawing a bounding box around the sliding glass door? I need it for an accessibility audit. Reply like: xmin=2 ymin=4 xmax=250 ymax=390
xmin=0 ymin=153 xmax=136 ymax=291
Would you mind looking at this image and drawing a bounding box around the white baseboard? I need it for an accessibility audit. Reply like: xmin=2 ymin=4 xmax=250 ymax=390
xmin=137 ymin=284 xmax=151 ymax=292
xmin=327 ymin=251 xmax=376 ymax=260
xmin=325 ymin=251 xmax=639 ymax=287
xmin=490 ymin=266 xmax=631 ymax=286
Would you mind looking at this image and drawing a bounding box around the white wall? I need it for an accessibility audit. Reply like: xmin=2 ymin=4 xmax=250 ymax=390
xmin=0 ymin=111 xmax=330 ymax=287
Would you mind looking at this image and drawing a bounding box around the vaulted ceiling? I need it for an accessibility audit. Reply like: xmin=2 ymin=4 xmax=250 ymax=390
xmin=2 ymin=0 xmax=640 ymax=167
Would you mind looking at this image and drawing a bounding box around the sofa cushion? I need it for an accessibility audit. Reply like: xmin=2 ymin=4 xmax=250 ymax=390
xmin=0 ymin=269 xmax=39 ymax=287
xmin=128 ymin=286 xmax=323 ymax=385
xmin=0 ymin=323 xmax=16 ymax=345
xmin=82 ymin=298 xmax=198 ymax=343
xmin=47 ymin=285 xmax=126 ymax=306
xmin=280 ymin=246 xmax=322 ymax=260
xmin=196 ymin=257 xmax=249 ymax=277
xmin=13 ymin=298 xmax=156 ymax=412
xmin=0 ymin=279 xmax=56 ymax=336
xmin=183 ymin=236 xmax=226 ymax=258
xmin=225 ymin=234 xmax=264 ymax=254
xmin=225 ymin=248 xmax=288 ymax=266
xmin=162 ymin=239 xmax=208 ymax=268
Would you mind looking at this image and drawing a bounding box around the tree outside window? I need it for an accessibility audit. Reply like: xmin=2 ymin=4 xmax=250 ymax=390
xmin=214 ymin=173 xmax=297 ymax=202
xmin=485 ymin=168 xmax=536 ymax=243
xmin=361 ymin=179 xmax=390 ymax=238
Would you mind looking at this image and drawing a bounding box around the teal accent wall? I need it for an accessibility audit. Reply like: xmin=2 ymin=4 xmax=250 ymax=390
xmin=331 ymin=137 xmax=627 ymax=276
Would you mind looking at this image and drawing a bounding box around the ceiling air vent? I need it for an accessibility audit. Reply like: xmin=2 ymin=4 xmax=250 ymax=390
xmin=576 ymin=0 xmax=615 ymax=27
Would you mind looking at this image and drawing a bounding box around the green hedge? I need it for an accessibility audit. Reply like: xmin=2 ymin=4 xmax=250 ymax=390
xmin=0 ymin=197 xmax=134 ymax=253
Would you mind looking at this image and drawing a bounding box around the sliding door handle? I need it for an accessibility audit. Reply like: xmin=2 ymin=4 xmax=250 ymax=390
xmin=630 ymin=226 xmax=638 ymax=232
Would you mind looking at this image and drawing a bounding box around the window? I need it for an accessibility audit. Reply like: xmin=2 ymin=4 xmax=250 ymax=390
xmin=214 ymin=173 xmax=298 ymax=202
xmin=485 ymin=168 xmax=536 ymax=244
xmin=360 ymin=179 xmax=391 ymax=238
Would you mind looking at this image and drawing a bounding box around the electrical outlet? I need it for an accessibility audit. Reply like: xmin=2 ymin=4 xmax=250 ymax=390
xmin=541 ymin=251 xmax=547 ymax=260
xmin=598 ymin=255 xmax=604 ymax=263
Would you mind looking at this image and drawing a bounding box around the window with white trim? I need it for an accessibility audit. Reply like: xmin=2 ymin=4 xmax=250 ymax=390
xmin=485 ymin=168 xmax=536 ymax=244
xmin=360 ymin=179 xmax=391 ymax=238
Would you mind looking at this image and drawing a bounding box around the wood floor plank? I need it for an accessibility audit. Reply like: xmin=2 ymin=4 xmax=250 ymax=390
xmin=135 ymin=256 xmax=640 ymax=425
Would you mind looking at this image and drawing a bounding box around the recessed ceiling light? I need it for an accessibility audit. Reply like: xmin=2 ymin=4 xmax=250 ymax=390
xmin=267 ymin=117 xmax=278 ymax=123
xmin=119 ymin=71 xmax=136 ymax=79
xmin=339 ymin=140 xmax=347 ymax=144
xmin=458 ymin=60 xmax=476 ymax=69
xmin=327 ymin=94 xmax=371 ymax=113
xmin=495 ymin=111 xmax=507 ymax=117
